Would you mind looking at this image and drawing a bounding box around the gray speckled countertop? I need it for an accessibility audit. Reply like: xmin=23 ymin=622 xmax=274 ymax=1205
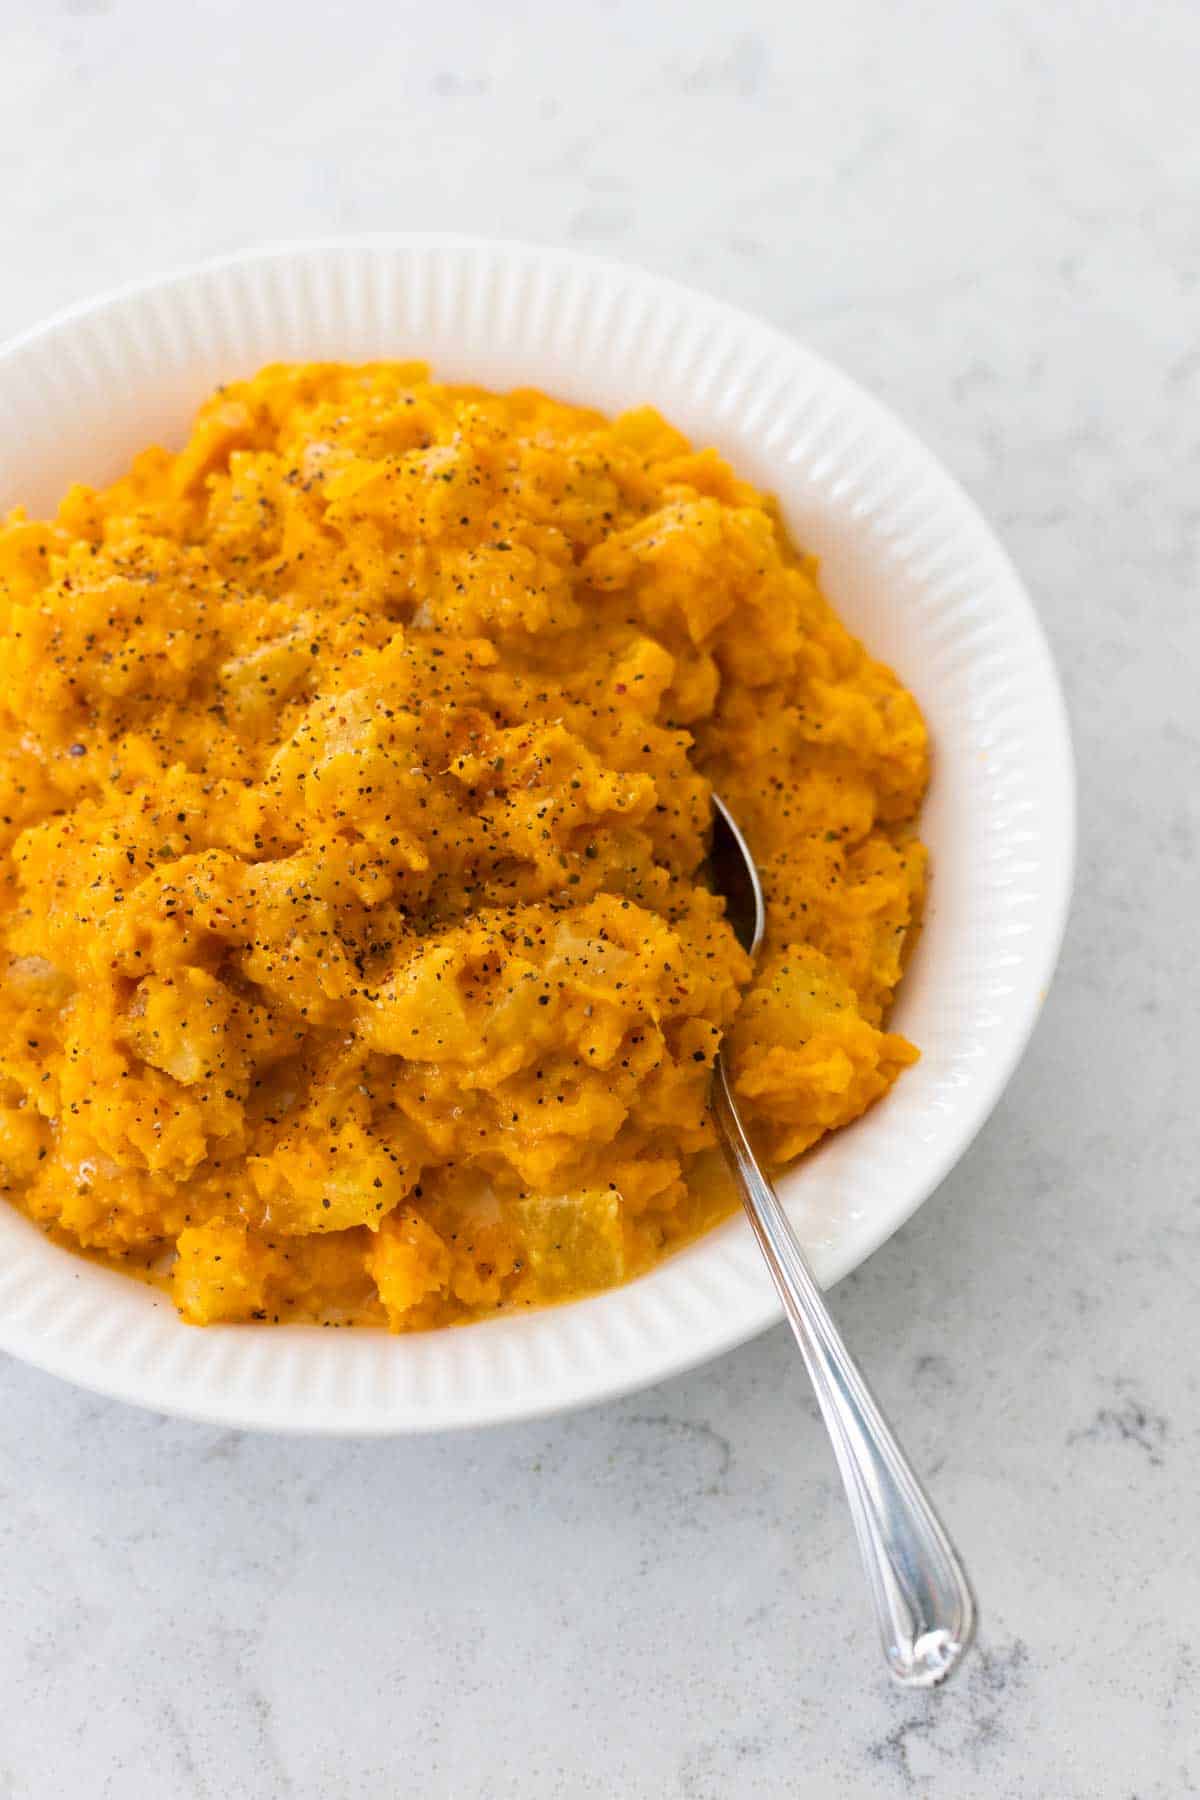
xmin=1 ymin=2 xmax=1197 ymax=1794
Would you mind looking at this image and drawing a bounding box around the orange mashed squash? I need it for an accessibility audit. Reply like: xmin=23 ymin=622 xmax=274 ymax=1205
xmin=0 ymin=364 xmax=928 ymax=1330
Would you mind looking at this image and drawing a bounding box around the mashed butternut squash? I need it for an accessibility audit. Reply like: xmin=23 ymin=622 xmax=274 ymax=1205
xmin=0 ymin=364 xmax=928 ymax=1329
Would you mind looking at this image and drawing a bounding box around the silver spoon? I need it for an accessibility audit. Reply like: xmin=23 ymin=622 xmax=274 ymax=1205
xmin=710 ymin=796 xmax=976 ymax=1688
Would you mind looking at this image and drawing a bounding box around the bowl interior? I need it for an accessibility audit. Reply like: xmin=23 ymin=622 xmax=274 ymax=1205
xmin=0 ymin=240 xmax=1074 ymax=1430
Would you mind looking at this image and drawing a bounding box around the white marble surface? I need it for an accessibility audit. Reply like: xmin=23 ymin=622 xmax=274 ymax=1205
xmin=0 ymin=1 xmax=1197 ymax=1793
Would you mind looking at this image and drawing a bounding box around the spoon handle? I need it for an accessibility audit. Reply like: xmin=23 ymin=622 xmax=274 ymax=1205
xmin=713 ymin=1062 xmax=976 ymax=1688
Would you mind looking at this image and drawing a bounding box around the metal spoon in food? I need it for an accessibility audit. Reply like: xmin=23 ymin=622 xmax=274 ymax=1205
xmin=709 ymin=796 xmax=976 ymax=1688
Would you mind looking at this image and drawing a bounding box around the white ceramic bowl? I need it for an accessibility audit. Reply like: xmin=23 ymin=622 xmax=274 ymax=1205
xmin=0 ymin=238 xmax=1074 ymax=1432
